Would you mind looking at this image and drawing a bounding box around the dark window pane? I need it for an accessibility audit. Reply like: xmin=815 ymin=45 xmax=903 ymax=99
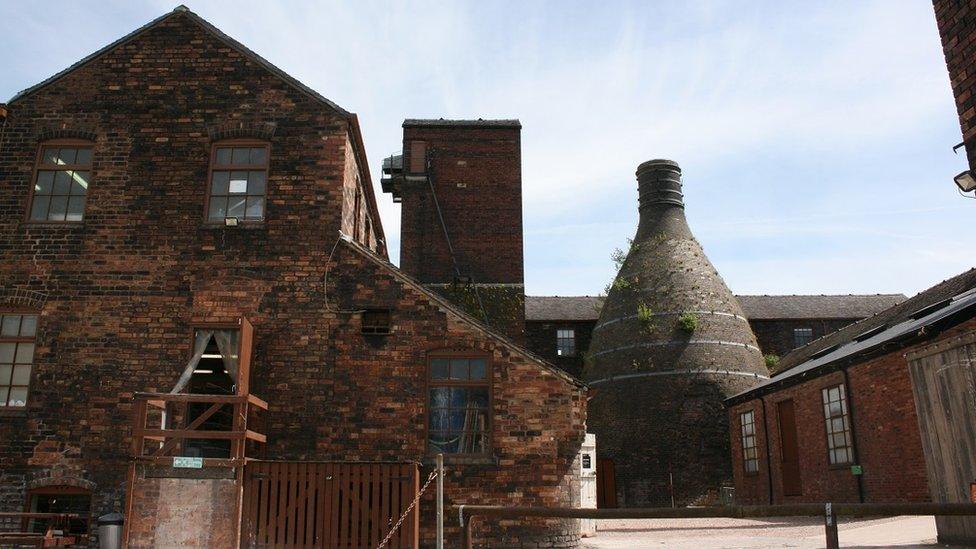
xmin=231 ymin=148 xmax=249 ymax=165
xmin=35 ymin=172 xmax=54 ymax=194
xmin=428 ymin=432 xmax=459 ymax=454
xmin=245 ymin=197 xmax=264 ymax=220
xmin=48 ymin=196 xmax=68 ymax=221
xmin=1 ymin=316 xmax=20 ymax=337
xmin=229 ymin=172 xmax=248 ymax=194
xmin=248 ymin=171 xmax=266 ymax=195
xmin=57 ymin=148 xmax=77 ymax=165
xmin=29 ymin=196 xmax=50 ymax=220
xmin=15 ymin=343 xmax=34 ymax=364
xmin=0 ymin=364 xmax=10 ymax=383
xmin=19 ymin=316 xmax=37 ymax=337
xmin=215 ymin=148 xmax=232 ymax=166
xmin=42 ymin=148 xmax=58 ymax=164
xmin=70 ymin=171 xmax=89 ymax=195
xmin=250 ymin=147 xmax=267 ymax=164
xmin=469 ymin=359 xmax=487 ymax=380
xmin=53 ymin=171 xmax=71 ymax=195
xmin=227 ymin=197 xmax=246 ymax=218
xmin=208 ymin=196 xmax=228 ymax=221
xmin=11 ymin=365 xmax=30 ymax=385
xmin=449 ymin=359 xmax=468 ymax=380
xmin=66 ymin=197 xmax=85 ymax=221
xmin=0 ymin=343 xmax=14 ymax=363
xmin=431 ymin=359 xmax=449 ymax=379
xmin=75 ymin=148 xmax=92 ymax=165
xmin=212 ymin=171 xmax=230 ymax=195
xmin=429 ymin=408 xmax=450 ymax=431
xmin=429 ymin=386 xmax=450 ymax=407
xmin=468 ymin=387 xmax=489 ymax=407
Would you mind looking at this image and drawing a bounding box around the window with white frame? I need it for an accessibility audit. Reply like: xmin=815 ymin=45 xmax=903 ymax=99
xmin=822 ymin=384 xmax=854 ymax=465
xmin=793 ymin=327 xmax=813 ymax=348
xmin=556 ymin=328 xmax=575 ymax=357
xmin=740 ymin=410 xmax=759 ymax=473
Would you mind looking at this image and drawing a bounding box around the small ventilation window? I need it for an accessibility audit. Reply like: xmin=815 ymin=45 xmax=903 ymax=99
xmin=810 ymin=343 xmax=841 ymax=359
xmin=910 ymin=298 xmax=952 ymax=320
xmin=853 ymin=325 xmax=886 ymax=342
xmin=361 ymin=309 xmax=391 ymax=335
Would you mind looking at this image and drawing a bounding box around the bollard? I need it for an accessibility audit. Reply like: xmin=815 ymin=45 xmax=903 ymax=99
xmin=824 ymin=503 xmax=839 ymax=549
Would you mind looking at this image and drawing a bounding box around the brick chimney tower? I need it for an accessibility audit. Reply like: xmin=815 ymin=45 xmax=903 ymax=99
xmin=584 ymin=159 xmax=768 ymax=507
xmin=382 ymin=119 xmax=525 ymax=341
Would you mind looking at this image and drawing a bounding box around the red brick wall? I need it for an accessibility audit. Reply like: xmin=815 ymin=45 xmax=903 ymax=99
xmin=0 ymin=11 xmax=583 ymax=548
xmin=729 ymin=340 xmax=932 ymax=504
xmin=398 ymin=124 xmax=523 ymax=285
xmin=934 ymin=0 xmax=976 ymax=171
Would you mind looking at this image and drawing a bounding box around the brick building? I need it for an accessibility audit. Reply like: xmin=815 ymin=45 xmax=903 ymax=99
xmin=0 ymin=7 xmax=585 ymax=548
xmin=725 ymin=269 xmax=976 ymax=507
xmin=525 ymin=294 xmax=903 ymax=379
xmin=935 ymin=0 xmax=976 ymax=174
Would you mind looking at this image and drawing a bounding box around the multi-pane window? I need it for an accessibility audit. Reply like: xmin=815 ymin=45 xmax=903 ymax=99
xmin=29 ymin=142 xmax=92 ymax=222
xmin=207 ymin=142 xmax=269 ymax=223
xmin=793 ymin=327 xmax=813 ymax=348
xmin=428 ymin=356 xmax=490 ymax=455
xmin=740 ymin=410 xmax=759 ymax=473
xmin=556 ymin=328 xmax=576 ymax=357
xmin=822 ymin=384 xmax=854 ymax=465
xmin=0 ymin=313 xmax=37 ymax=408
xmin=361 ymin=309 xmax=391 ymax=335
xmin=27 ymin=486 xmax=92 ymax=536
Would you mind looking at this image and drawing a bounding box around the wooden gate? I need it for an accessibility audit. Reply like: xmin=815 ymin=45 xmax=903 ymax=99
xmin=241 ymin=462 xmax=420 ymax=549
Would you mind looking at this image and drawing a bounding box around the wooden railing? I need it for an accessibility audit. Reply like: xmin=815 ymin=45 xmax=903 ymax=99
xmin=131 ymin=392 xmax=268 ymax=467
xmin=0 ymin=512 xmax=80 ymax=547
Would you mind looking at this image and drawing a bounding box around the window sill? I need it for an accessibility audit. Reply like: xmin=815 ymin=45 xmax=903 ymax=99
xmin=0 ymin=408 xmax=28 ymax=418
xmin=20 ymin=221 xmax=86 ymax=228
xmin=422 ymin=455 xmax=498 ymax=467
xmin=199 ymin=223 xmax=267 ymax=230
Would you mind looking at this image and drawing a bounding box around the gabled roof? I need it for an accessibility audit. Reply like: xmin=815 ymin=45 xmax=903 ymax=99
xmin=524 ymin=294 xmax=904 ymax=322
xmin=338 ymin=235 xmax=586 ymax=389
xmin=727 ymin=267 xmax=976 ymax=405
xmin=8 ymin=5 xmax=348 ymax=115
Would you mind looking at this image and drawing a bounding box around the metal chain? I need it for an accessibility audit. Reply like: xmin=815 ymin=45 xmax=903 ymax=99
xmin=376 ymin=469 xmax=439 ymax=549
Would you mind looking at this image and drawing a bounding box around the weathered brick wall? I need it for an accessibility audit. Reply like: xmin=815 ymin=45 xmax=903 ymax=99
xmin=0 ymin=10 xmax=583 ymax=548
xmin=749 ymin=319 xmax=858 ymax=361
xmin=728 ymin=323 xmax=949 ymax=504
xmin=525 ymin=320 xmax=596 ymax=379
xmin=934 ymin=0 xmax=976 ymax=171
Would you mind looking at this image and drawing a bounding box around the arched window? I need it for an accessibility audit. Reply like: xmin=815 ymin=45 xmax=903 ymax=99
xmin=206 ymin=140 xmax=269 ymax=224
xmin=27 ymin=140 xmax=92 ymax=222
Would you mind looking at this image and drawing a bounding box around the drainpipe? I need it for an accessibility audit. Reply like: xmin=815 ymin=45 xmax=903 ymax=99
xmin=841 ymin=366 xmax=866 ymax=503
xmin=0 ymin=104 xmax=9 ymax=154
xmin=759 ymin=396 xmax=774 ymax=505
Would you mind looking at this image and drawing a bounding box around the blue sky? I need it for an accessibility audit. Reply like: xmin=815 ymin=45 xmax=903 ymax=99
xmin=2 ymin=1 xmax=972 ymax=298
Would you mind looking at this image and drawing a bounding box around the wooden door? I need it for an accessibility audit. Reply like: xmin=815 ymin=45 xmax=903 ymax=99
xmin=777 ymin=399 xmax=803 ymax=496
xmin=596 ymin=458 xmax=618 ymax=508
xmin=241 ymin=462 xmax=419 ymax=548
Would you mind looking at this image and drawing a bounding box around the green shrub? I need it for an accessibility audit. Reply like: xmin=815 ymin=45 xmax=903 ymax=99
xmin=678 ymin=312 xmax=699 ymax=333
xmin=637 ymin=302 xmax=654 ymax=326
xmin=764 ymin=354 xmax=780 ymax=369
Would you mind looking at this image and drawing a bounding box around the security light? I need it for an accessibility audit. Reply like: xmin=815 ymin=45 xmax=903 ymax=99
xmin=954 ymin=170 xmax=976 ymax=193
xmin=224 ymin=216 xmax=240 ymax=227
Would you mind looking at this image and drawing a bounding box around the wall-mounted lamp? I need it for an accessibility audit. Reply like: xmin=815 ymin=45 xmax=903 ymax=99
xmin=224 ymin=217 xmax=240 ymax=227
xmin=955 ymin=171 xmax=976 ymax=194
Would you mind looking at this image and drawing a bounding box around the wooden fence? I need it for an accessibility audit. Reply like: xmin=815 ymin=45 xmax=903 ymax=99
xmin=242 ymin=461 xmax=420 ymax=549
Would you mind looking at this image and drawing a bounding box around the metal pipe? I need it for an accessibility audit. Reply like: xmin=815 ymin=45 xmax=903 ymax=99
xmin=436 ymin=453 xmax=444 ymax=549
xmin=759 ymin=396 xmax=774 ymax=505
xmin=824 ymin=503 xmax=839 ymax=549
xmin=841 ymin=367 xmax=866 ymax=503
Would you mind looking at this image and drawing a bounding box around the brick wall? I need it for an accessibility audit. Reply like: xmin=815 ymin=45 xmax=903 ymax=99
xmin=525 ymin=320 xmax=596 ymax=379
xmin=934 ymin=0 xmax=976 ymax=171
xmin=0 ymin=10 xmax=583 ymax=548
xmin=749 ymin=318 xmax=858 ymax=361
xmin=727 ymin=324 xmax=960 ymax=504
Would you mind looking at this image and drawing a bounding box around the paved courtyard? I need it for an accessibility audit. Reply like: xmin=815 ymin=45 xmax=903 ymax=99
xmin=581 ymin=515 xmax=967 ymax=548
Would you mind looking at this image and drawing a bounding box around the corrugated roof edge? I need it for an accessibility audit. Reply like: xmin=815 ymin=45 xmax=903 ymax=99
xmin=725 ymin=287 xmax=976 ymax=407
xmin=337 ymin=234 xmax=587 ymax=390
xmin=402 ymin=119 xmax=522 ymax=128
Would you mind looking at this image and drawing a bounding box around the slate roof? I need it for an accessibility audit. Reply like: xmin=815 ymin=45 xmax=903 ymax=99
xmin=727 ymin=267 xmax=976 ymax=405
xmin=402 ymin=119 xmax=522 ymax=128
xmin=524 ymin=294 xmax=905 ymax=322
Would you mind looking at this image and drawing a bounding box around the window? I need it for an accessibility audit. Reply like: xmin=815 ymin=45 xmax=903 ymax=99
xmin=428 ymin=355 xmax=489 ymax=455
xmin=207 ymin=141 xmax=269 ymax=223
xmin=0 ymin=313 xmax=37 ymax=408
xmin=822 ymin=384 xmax=854 ymax=465
xmin=793 ymin=327 xmax=813 ymax=348
xmin=26 ymin=486 xmax=92 ymax=536
xmin=361 ymin=309 xmax=391 ymax=335
xmin=28 ymin=141 xmax=92 ymax=222
xmin=740 ymin=410 xmax=759 ymax=474
xmin=556 ymin=328 xmax=576 ymax=357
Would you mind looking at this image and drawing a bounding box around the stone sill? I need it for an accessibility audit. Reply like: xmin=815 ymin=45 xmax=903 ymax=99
xmin=422 ymin=455 xmax=498 ymax=467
